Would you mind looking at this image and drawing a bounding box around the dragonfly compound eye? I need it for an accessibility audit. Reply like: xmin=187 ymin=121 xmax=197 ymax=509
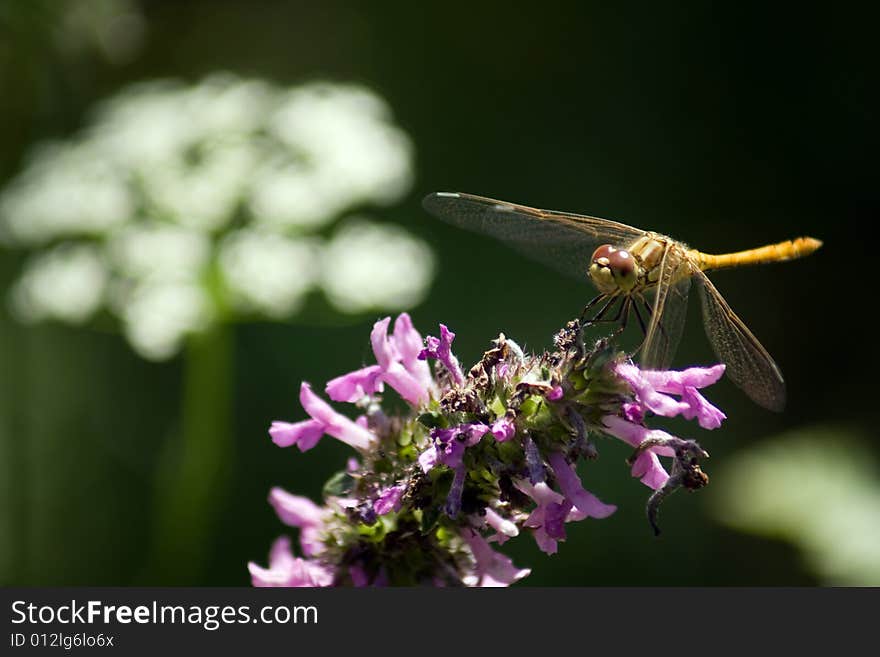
xmin=590 ymin=244 xmax=616 ymax=266
xmin=589 ymin=244 xmax=637 ymax=292
xmin=608 ymin=249 xmax=637 ymax=291
xmin=588 ymin=244 xmax=619 ymax=293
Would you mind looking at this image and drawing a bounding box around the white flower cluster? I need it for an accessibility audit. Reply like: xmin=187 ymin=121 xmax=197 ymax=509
xmin=0 ymin=74 xmax=435 ymax=360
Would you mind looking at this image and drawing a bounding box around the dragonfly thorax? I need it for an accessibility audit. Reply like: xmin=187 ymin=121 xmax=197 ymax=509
xmin=588 ymin=244 xmax=639 ymax=294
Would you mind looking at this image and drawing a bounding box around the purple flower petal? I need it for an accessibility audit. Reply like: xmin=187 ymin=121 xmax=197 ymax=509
xmin=418 ymin=446 xmax=438 ymax=473
xmin=392 ymin=313 xmax=434 ymax=390
xmin=614 ymin=362 xmax=726 ymax=430
xmin=374 ymin=484 xmax=405 ymax=515
xmin=325 ymin=365 xmax=384 ymax=402
xmin=268 ymin=488 xmax=326 ymax=556
xmin=546 ymin=385 xmax=564 ymax=401
xmin=381 ymin=364 xmax=430 ymax=406
xmin=299 ymin=383 xmax=376 ymax=451
xmin=419 ymin=324 xmax=465 ymax=386
xmin=435 ymin=438 xmax=466 ymax=469
xmin=547 ymin=452 xmax=617 ymax=519
xmin=463 ymin=423 xmax=490 ymax=443
xmin=641 ymin=364 xmax=726 ymax=393
xmin=680 ymin=386 xmax=726 ymax=430
xmin=630 ymin=450 xmax=670 ymax=490
xmin=601 ymin=415 xmax=676 ymax=454
xmin=516 ymin=480 xmax=567 ymax=554
xmin=431 ymin=426 xmax=459 ymax=443
xmin=622 ymin=402 xmax=644 ymax=424
xmin=368 ymin=316 xmax=431 ymax=406
xmin=462 ymin=529 xmax=530 ymax=587
xmin=601 ymin=415 xmax=675 ymax=489
xmin=269 ymin=419 xmax=324 ymax=451
xmin=248 ymin=537 xmax=334 ymax=587
xmin=430 ymin=423 xmax=488 ymax=469
xmin=543 ymin=501 xmax=572 ymax=540
xmin=490 ymin=416 xmax=516 ymax=442
xmin=370 ymin=317 xmax=397 ymax=370
xmin=484 ymin=507 xmax=519 ymax=544
xmin=268 ymin=487 xmax=324 ymax=528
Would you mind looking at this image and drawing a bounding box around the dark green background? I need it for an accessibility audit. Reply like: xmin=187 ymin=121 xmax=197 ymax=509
xmin=0 ymin=1 xmax=875 ymax=585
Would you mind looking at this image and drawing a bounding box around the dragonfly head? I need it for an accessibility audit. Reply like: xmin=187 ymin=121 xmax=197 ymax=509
xmin=589 ymin=244 xmax=638 ymax=294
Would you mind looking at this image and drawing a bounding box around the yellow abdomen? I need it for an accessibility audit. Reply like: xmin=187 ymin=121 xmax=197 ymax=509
xmin=692 ymin=236 xmax=823 ymax=272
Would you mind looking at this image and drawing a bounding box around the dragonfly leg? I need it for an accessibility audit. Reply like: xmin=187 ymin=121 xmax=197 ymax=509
xmin=582 ymin=294 xmax=620 ymax=326
xmin=578 ymin=294 xmax=608 ymax=324
xmin=632 ymin=298 xmax=647 ymax=336
xmin=611 ymin=297 xmax=632 ymax=336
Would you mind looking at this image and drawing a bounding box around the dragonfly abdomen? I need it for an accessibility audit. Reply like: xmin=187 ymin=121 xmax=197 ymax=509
xmin=694 ymin=237 xmax=822 ymax=272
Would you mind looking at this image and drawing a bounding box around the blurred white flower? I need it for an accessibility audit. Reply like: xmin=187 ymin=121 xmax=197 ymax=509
xmin=120 ymin=281 xmax=213 ymax=361
xmin=248 ymin=158 xmax=336 ymax=230
xmin=141 ymin=137 xmax=258 ymax=232
xmin=0 ymin=141 xmax=132 ymax=246
xmin=219 ymin=229 xmax=319 ymax=318
xmin=107 ymin=224 xmax=210 ymax=283
xmin=257 ymin=83 xmax=413 ymax=230
xmin=11 ymin=243 xmax=108 ymax=324
xmin=321 ymin=219 xmax=435 ymax=314
xmin=711 ymin=426 xmax=880 ymax=585
xmin=0 ymin=74 xmax=433 ymax=360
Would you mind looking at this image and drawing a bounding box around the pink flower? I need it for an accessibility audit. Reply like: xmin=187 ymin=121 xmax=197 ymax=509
xmin=325 ymin=365 xmax=384 ymax=402
xmin=373 ymin=484 xmax=405 ymax=515
xmin=483 ymin=508 xmax=519 ymax=544
xmin=248 ymin=537 xmax=334 ymax=587
xmin=490 ymin=416 xmax=516 ymax=442
xmin=547 ymin=452 xmax=617 ymax=520
xmin=418 ymin=446 xmax=438 ymax=473
xmin=418 ymin=324 xmax=465 ymax=386
xmin=546 ymin=385 xmax=564 ymax=401
xmin=268 ymin=488 xmax=326 ymax=556
xmin=269 ymin=382 xmax=376 ymax=453
xmin=462 ymin=529 xmax=530 ymax=587
xmin=601 ymin=415 xmax=676 ymax=490
xmin=614 ymin=362 xmax=727 ymax=430
xmin=269 ymin=419 xmax=324 ymax=451
xmin=516 ymin=480 xmax=570 ymax=554
xmin=622 ymin=402 xmax=644 ymax=424
xmin=430 ymin=423 xmax=489 ymax=469
xmin=325 ymin=314 xmax=433 ymax=406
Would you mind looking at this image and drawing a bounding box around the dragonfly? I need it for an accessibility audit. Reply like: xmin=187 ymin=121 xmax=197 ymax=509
xmin=422 ymin=191 xmax=822 ymax=411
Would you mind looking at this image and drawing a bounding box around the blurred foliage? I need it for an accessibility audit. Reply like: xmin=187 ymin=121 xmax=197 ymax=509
xmin=711 ymin=425 xmax=880 ymax=585
xmin=0 ymin=0 xmax=877 ymax=585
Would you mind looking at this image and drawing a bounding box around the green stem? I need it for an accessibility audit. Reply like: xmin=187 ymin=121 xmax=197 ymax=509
xmin=0 ymin=319 xmax=28 ymax=585
xmin=146 ymin=323 xmax=233 ymax=584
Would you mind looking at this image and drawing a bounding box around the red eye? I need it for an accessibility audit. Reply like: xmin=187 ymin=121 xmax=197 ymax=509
xmin=608 ymin=249 xmax=635 ymax=277
xmin=591 ymin=244 xmax=616 ymax=264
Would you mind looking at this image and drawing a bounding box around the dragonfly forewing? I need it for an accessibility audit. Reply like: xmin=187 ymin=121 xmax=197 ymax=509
xmin=422 ymin=192 xmax=645 ymax=283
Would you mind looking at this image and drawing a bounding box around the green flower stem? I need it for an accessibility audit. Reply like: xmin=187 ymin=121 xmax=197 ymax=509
xmin=0 ymin=320 xmax=28 ymax=585
xmin=147 ymin=323 xmax=233 ymax=584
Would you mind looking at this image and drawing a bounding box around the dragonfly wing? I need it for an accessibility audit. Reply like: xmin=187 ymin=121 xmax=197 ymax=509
xmin=641 ymin=249 xmax=691 ymax=369
xmin=695 ymin=270 xmax=786 ymax=411
xmin=423 ymin=192 xmax=646 ymax=283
